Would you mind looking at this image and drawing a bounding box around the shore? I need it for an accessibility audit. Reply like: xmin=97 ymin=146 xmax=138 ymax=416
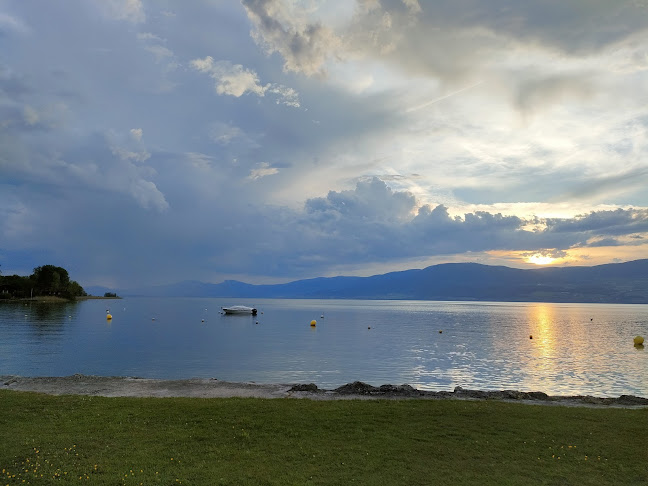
xmin=2 ymin=374 xmax=647 ymax=407
xmin=1 ymin=295 xmax=121 ymax=303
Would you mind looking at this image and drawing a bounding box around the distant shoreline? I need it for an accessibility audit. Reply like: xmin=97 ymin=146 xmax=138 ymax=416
xmin=76 ymin=295 xmax=122 ymax=300
xmin=0 ymin=296 xmax=121 ymax=303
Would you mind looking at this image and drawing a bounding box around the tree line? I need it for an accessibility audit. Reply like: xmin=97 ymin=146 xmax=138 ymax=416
xmin=0 ymin=265 xmax=86 ymax=300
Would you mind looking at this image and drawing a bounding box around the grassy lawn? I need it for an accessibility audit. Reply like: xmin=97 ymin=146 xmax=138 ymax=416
xmin=1 ymin=391 xmax=646 ymax=485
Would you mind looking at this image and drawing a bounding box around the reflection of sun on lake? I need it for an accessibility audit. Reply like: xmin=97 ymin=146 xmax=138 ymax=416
xmin=530 ymin=304 xmax=557 ymax=360
xmin=525 ymin=303 xmax=603 ymax=395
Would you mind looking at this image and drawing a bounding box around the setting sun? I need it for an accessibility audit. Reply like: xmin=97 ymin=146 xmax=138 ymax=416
xmin=528 ymin=254 xmax=556 ymax=265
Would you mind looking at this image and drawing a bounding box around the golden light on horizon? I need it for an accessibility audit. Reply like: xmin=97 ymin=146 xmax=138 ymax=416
xmin=527 ymin=254 xmax=556 ymax=265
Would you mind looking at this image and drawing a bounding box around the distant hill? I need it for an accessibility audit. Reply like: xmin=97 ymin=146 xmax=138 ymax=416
xmin=117 ymin=259 xmax=648 ymax=303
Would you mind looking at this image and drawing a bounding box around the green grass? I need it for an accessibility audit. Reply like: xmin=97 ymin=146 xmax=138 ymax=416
xmin=1 ymin=391 xmax=646 ymax=485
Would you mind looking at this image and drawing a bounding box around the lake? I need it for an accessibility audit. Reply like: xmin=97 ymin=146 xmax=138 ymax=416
xmin=1 ymin=298 xmax=646 ymax=397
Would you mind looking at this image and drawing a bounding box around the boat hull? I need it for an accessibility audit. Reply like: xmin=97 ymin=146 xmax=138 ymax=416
xmin=222 ymin=306 xmax=257 ymax=315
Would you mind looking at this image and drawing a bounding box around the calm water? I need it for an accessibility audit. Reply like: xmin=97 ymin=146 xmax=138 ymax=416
xmin=1 ymin=298 xmax=646 ymax=397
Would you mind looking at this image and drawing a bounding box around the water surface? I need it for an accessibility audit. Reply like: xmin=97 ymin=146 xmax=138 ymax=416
xmin=1 ymin=298 xmax=646 ymax=397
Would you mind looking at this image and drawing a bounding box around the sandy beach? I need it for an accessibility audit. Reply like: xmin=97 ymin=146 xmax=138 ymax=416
xmin=2 ymin=374 xmax=647 ymax=407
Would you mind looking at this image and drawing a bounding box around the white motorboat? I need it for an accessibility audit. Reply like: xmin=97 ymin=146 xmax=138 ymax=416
xmin=222 ymin=305 xmax=258 ymax=315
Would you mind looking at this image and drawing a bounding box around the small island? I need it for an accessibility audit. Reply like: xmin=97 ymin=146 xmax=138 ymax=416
xmin=76 ymin=292 xmax=121 ymax=300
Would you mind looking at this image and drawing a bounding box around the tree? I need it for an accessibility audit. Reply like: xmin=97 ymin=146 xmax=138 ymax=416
xmin=31 ymin=265 xmax=71 ymax=295
xmin=0 ymin=264 xmax=85 ymax=300
xmin=66 ymin=280 xmax=87 ymax=298
xmin=0 ymin=274 xmax=32 ymax=298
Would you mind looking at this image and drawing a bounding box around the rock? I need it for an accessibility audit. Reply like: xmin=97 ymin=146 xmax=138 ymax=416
xmin=333 ymin=382 xmax=423 ymax=397
xmin=614 ymin=395 xmax=648 ymax=406
xmin=334 ymin=381 xmax=377 ymax=395
xmin=378 ymin=384 xmax=422 ymax=397
xmin=289 ymin=383 xmax=319 ymax=392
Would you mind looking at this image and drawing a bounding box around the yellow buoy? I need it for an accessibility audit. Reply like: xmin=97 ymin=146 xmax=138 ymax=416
xmin=310 ymin=319 xmax=317 ymax=327
xmin=106 ymin=314 xmax=112 ymax=320
xmin=634 ymin=335 xmax=644 ymax=346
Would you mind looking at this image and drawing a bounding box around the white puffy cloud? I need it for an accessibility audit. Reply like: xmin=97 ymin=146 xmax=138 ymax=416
xmin=306 ymin=177 xmax=416 ymax=223
xmin=129 ymin=178 xmax=169 ymax=211
xmin=191 ymin=57 xmax=266 ymax=97
xmin=190 ymin=56 xmax=300 ymax=107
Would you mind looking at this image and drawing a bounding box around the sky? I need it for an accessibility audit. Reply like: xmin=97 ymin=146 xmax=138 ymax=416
xmin=1 ymin=0 xmax=648 ymax=289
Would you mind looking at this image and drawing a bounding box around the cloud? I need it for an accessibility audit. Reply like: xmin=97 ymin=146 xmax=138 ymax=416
xmin=265 ymin=84 xmax=300 ymax=107
xmin=109 ymin=130 xmax=150 ymax=163
xmin=242 ymin=0 xmax=342 ymax=77
xmin=130 ymin=128 xmax=143 ymax=141
xmin=137 ymin=32 xmax=164 ymax=43
xmin=22 ymin=106 xmax=39 ymax=125
xmin=306 ymin=177 xmax=416 ymax=223
xmin=2 ymin=120 xmax=167 ymax=215
xmin=144 ymin=44 xmax=175 ymax=63
xmin=514 ymin=73 xmax=597 ymax=117
xmin=136 ymin=31 xmax=179 ymax=76
xmin=545 ymin=208 xmax=648 ymax=237
xmin=1 ymin=1 xmax=647 ymax=287
xmin=129 ymin=178 xmax=169 ymax=211
xmin=209 ymin=122 xmax=243 ymax=145
xmin=190 ymin=56 xmax=300 ymax=106
xmin=552 ymin=166 xmax=648 ymax=204
xmin=401 ymin=0 xmax=422 ymax=15
xmin=191 ymin=57 xmax=266 ymax=97
xmin=99 ymin=0 xmax=145 ymax=23
xmin=239 ymin=0 xmax=648 ymax=108
xmin=185 ymin=152 xmax=215 ymax=171
xmin=0 ymin=12 xmax=30 ymax=35
xmin=278 ymin=179 xmax=648 ymax=274
xmin=248 ymin=162 xmax=279 ymax=180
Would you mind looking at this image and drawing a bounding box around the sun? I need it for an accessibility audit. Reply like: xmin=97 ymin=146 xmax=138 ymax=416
xmin=527 ymin=254 xmax=556 ymax=265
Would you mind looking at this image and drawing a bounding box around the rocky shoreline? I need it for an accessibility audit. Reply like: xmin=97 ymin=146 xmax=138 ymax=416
xmin=2 ymin=375 xmax=647 ymax=408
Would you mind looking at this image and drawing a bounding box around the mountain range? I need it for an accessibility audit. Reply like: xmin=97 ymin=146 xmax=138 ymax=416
xmin=88 ymin=259 xmax=648 ymax=304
